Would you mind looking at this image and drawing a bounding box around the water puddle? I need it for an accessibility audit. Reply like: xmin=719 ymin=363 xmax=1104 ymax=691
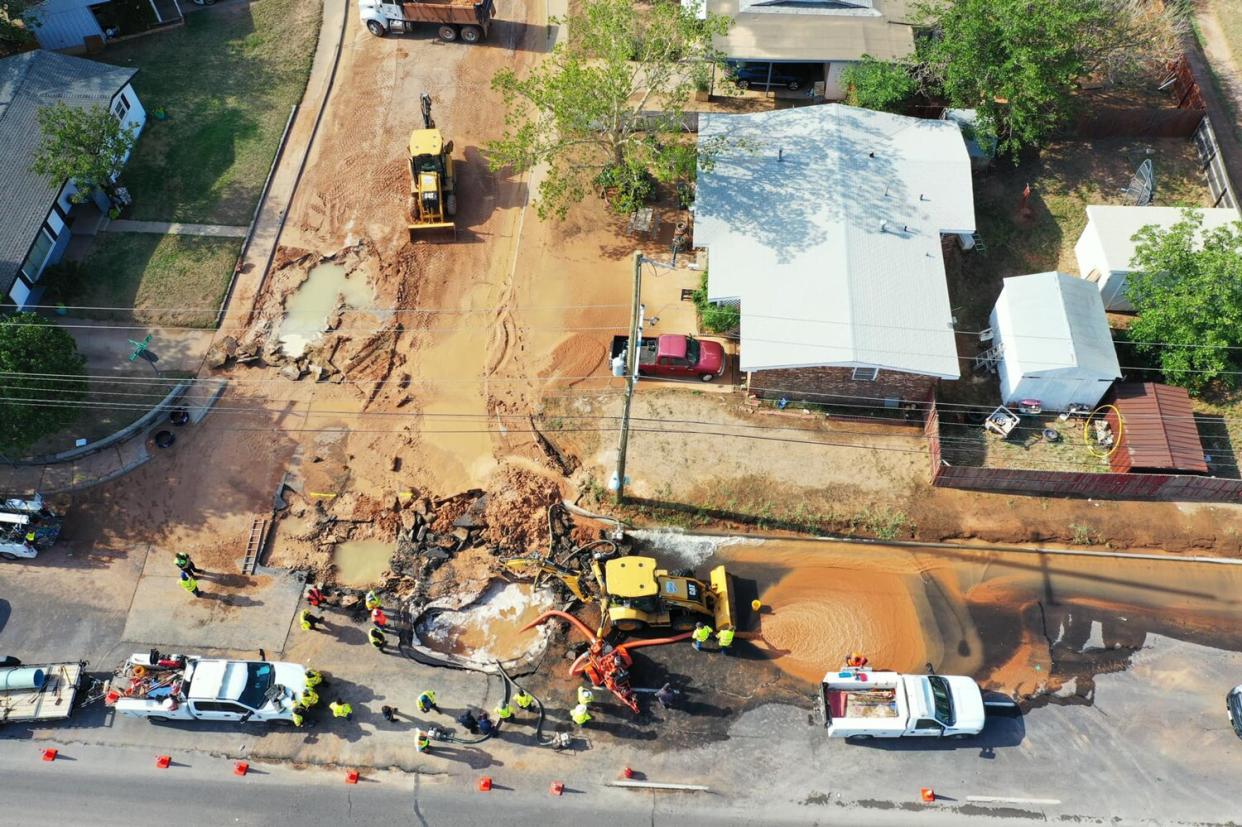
xmin=417 ymin=581 xmax=556 ymax=665
xmin=278 ymin=262 xmax=373 ymax=356
xmin=332 ymin=539 xmax=393 ymax=587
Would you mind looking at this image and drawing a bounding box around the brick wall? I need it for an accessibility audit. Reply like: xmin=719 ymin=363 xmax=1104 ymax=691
xmin=749 ymin=366 xmax=938 ymax=406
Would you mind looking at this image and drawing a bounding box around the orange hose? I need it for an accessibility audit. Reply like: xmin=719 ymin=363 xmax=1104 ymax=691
xmin=617 ymin=631 xmax=693 ymax=653
xmin=520 ymin=609 xmax=597 ymax=642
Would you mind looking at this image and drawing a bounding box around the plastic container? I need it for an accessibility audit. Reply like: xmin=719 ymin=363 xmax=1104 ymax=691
xmin=0 ymin=667 xmax=47 ymax=691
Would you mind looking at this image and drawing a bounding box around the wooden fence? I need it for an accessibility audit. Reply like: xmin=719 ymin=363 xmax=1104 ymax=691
xmin=921 ymin=397 xmax=1242 ymax=502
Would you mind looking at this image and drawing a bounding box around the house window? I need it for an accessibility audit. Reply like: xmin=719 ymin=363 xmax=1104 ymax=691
xmin=113 ymin=92 xmax=131 ymax=121
xmin=851 ymin=367 xmax=879 ymax=381
xmin=19 ymin=227 xmax=57 ymax=282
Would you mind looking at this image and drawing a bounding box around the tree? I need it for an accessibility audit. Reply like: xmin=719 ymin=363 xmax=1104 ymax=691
xmin=691 ymin=271 xmax=739 ymax=334
xmin=31 ymin=102 xmax=138 ymax=204
xmin=1 ymin=0 xmax=38 ymax=56
xmin=840 ymin=56 xmax=915 ymax=113
xmin=1125 ymin=211 xmax=1242 ymax=393
xmin=913 ymin=0 xmax=1185 ymax=157
xmin=0 ymin=313 xmax=87 ymax=453
xmin=487 ymin=0 xmax=730 ymax=219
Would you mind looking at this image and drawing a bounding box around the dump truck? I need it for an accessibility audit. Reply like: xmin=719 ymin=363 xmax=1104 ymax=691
xmin=0 ymin=661 xmax=87 ymax=724
xmin=817 ymin=669 xmax=986 ymax=740
xmin=504 ymin=551 xmax=734 ymax=635
xmin=0 ymin=494 xmax=62 ymax=560
xmin=407 ymin=93 xmax=457 ymax=241
xmin=610 ymin=334 xmax=726 ymax=382
xmin=108 ymin=651 xmax=308 ymax=725
xmin=360 ymin=0 xmax=496 ymax=41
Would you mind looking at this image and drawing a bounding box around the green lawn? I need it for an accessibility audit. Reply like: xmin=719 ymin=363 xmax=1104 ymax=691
xmin=47 ymin=233 xmax=241 ymax=328
xmin=1206 ymin=0 xmax=1242 ymax=87
xmin=105 ymin=0 xmax=321 ymax=224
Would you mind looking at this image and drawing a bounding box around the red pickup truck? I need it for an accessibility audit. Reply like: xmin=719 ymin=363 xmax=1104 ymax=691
xmin=611 ymin=334 xmax=726 ymax=382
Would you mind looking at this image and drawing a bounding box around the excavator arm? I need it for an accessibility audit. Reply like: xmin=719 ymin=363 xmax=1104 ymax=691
xmin=503 ymin=557 xmax=600 ymax=605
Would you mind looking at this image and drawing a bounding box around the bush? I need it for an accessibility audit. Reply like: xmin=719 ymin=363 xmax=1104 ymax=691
xmin=691 ymin=271 xmax=739 ymax=334
xmin=840 ymin=56 xmax=916 ymax=113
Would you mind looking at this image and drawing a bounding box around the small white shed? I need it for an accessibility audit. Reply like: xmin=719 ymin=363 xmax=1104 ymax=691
xmin=1073 ymin=205 xmax=1241 ymax=312
xmin=989 ymin=271 xmax=1121 ymax=412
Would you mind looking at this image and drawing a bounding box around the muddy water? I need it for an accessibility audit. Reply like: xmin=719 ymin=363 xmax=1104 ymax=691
xmin=278 ymin=262 xmax=374 ymax=356
xmin=680 ymin=537 xmax=1242 ymax=702
xmin=331 ymin=539 xmax=393 ymax=587
xmin=418 ymin=581 xmax=555 ymax=664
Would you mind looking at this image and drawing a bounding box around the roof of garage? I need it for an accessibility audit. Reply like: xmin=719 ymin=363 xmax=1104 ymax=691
xmin=1110 ymin=383 xmax=1208 ymax=474
xmin=701 ymin=0 xmax=917 ymax=62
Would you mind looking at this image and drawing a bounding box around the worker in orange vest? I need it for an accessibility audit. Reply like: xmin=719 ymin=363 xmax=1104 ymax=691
xmin=845 ymin=652 xmax=868 ymax=668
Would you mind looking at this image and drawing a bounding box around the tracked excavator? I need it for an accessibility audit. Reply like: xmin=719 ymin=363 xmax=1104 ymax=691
xmin=503 ymin=543 xmax=735 ymax=637
xmin=407 ymin=92 xmax=457 ymax=241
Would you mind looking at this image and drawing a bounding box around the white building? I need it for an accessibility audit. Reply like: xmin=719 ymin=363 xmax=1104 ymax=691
xmin=0 ymin=50 xmax=146 ymax=309
xmin=25 ymin=0 xmax=183 ymax=52
xmin=693 ymin=103 xmax=976 ymax=404
xmin=1073 ymin=205 xmax=1241 ymax=312
xmin=989 ymin=271 xmax=1121 ymax=412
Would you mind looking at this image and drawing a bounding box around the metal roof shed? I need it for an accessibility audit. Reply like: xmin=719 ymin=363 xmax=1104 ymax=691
xmin=1107 ymin=383 xmax=1208 ymax=474
xmin=989 ymin=272 xmax=1121 ymax=411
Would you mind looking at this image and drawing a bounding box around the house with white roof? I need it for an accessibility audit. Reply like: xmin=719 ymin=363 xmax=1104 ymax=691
xmin=1073 ymin=205 xmax=1241 ymax=312
xmin=692 ymin=103 xmax=975 ymax=405
xmin=988 ymin=272 xmax=1121 ymax=412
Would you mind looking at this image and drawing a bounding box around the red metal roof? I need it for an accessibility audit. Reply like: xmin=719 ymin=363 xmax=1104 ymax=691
xmin=1110 ymin=383 xmax=1208 ymax=474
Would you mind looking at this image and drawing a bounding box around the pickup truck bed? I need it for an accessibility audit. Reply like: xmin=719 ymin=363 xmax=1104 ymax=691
xmin=826 ymin=687 xmax=898 ymax=720
xmin=0 ymin=662 xmax=84 ymax=723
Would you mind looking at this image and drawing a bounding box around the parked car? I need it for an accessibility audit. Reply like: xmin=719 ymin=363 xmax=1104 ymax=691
xmin=1228 ymin=685 xmax=1242 ymax=738
xmin=610 ymin=334 xmax=726 ymax=382
xmin=726 ymin=61 xmax=817 ymax=91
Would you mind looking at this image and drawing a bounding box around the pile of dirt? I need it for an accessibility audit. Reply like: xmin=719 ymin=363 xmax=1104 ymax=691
xmin=542 ymin=333 xmax=608 ymax=386
xmin=481 ymin=466 xmax=564 ymax=553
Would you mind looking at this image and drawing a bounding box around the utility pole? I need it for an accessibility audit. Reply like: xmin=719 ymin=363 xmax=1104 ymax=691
xmin=613 ymin=251 xmax=644 ymax=504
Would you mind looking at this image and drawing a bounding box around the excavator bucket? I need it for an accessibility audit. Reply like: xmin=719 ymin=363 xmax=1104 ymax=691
xmin=709 ymin=565 xmax=735 ymax=631
xmin=408 ymin=221 xmax=457 ymax=242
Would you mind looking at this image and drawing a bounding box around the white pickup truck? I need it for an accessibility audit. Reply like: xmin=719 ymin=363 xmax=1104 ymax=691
xmin=109 ymin=652 xmax=307 ymax=725
xmin=818 ymin=669 xmax=986 ymax=740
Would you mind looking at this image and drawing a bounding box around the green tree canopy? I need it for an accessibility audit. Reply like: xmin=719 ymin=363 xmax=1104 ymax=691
xmin=1125 ymin=211 xmax=1242 ymax=393
xmin=32 ymin=102 xmax=138 ymax=203
xmin=487 ymin=0 xmax=730 ymax=219
xmin=0 ymin=313 xmax=87 ymax=453
xmin=1 ymin=1 xmax=37 ymax=56
xmin=840 ymin=56 xmax=915 ymax=113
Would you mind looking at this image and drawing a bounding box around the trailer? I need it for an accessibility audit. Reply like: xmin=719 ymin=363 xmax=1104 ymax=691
xmin=0 ymin=494 xmax=62 ymax=560
xmin=360 ymin=0 xmax=496 ymax=42
xmin=0 ymin=662 xmax=86 ymax=724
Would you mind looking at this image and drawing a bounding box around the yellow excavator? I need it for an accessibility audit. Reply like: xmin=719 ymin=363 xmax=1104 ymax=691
xmin=408 ymin=92 xmax=457 ymax=241
xmin=504 ymin=546 xmax=734 ymax=636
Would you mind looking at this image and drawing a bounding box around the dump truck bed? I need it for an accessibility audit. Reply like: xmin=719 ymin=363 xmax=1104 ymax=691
xmin=401 ymin=0 xmax=492 ymax=24
xmin=0 ymin=662 xmax=84 ymax=723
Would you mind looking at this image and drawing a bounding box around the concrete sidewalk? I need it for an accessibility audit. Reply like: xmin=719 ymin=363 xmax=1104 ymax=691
xmin=104 ymin=220 xmax=248 ymax=238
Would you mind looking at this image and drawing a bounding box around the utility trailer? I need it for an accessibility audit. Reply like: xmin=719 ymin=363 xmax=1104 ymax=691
xmin=360 ymin=0 xmax=495 ymax=42
xmin=0 ymin=661 xmax=86 ymax=724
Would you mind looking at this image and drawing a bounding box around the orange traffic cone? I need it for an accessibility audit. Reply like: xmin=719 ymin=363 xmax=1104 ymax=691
xmin=234 ymin=761 xmax=249 ymax=776
xmin=155 ymin=755 xmax=172 ymax=769
xmin=345 ymin=770 xmax=359 ymax=784
xmin=41 ymin=748 xmax=58 ymax=762
xmin=477 ymin=776 xmax=492 ymax=792
xmin=920 ymin=788 xmax=935 ymax=803
xmin=621 ymin=766 xmax=634 ymax=779
xmin=549 ymin=781 xmax=564 ymax=796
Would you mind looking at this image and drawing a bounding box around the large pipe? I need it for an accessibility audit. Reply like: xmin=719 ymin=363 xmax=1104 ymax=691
xmin=0 ymin=667 xmax=47 ymax=691
xmin=520 ymin=609 xmax=597 ymax=642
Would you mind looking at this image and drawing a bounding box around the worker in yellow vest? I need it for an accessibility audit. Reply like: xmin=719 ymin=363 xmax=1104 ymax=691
xmin=368 ymin=627 xmax=387 ymax=652
xmin=365 ymin=590 xmax=381 ymax=611
xmin=513 ymin=689 xmax=535 ymax=710
xmin=716 ymin=626 xmax=735 ymax=655
xmin=300 ymin=687 xmax=319 ymax=708
xmin=329 ymin=699 xmax=353 ymax=721
xmin=291 ymin=705 xmax=307 ymax=727
xmin=494 ymin=702 xmax=514 ymax=721
xmin=571 ymin=703 xmax=592 ymax=726
xmin=417 ymin=690 xmax=438 ymax=713
xmin=415 ymin=728 xmax=431 ymax=753
xmin=305 ymin=668 xmax=325 ymax=688
xmin=691 ymin=622 xmax=713 ymax=652
xmin=576 ymin=685 xmax=594 ymax=706
xmin=179 ymin=571 xmax=201 ymax=598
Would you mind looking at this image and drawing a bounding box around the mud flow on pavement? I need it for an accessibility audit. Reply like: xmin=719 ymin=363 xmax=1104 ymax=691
xmin=416 ymin=581 xmax=555 ymax=665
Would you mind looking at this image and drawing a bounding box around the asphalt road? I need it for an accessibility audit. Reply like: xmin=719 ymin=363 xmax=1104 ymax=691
xmin=0 ymin=740 xmax=1062 ymax=827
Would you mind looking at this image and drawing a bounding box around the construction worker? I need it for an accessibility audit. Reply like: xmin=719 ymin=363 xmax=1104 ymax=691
xmin=513 ymin=689 xmax=535 ymax=710
xmin=691 ymin=622 xmax=713 ymax=652
xmin=477 ymin=711 xmax=495 ymax=736
xmin=417 ymin=690 xmax=438 ymax=713
xmin=305 ymin=668 xmax=325 ymax=689
xmin=845 ymin=652 xmax=869 ymax=668
xmin=494 ymin=702 xmax=514 ymax=721
xmin=364 ymin=590 xmax=381 ymax=611
xmin=22 ymin=532 xmax=37 ymax=553
xmin=457 ymin=709 xmax=479 ymax=734
xmin=306 ymin=584 xmax=324 ymax=607
xmin=717 ymin=626 xmax=735 ymax=655
xmin=300 ymin=687 xmax=320 ymax=708
xmin=300 ymin=610 xmax=324 ymax=632
xmin=368 ymin=627 xmax=387 ymax=652
xmin=179 ymin=571 xmax=201 ymax=598
xmin=382 ymin=705 xmax=397 ymax=723
xmin=655 ymin=682 xmax=677 ymax=710
xmin=370 ymin=607 xmax=388 ymax=628
xmin=415 ymin=728 xmax=431 ymax=753
xmin=174 ymin=551 xmax=201 ymax=577
xmin=571 ymin=703 xmax=592 ymax=726
xmin=329 ymin=699 xmax=353 ymax=721
xmin=291 ymin=705 xmax=307 ymax=727
xmin=576 ymin=685 xmax=594 ymax=706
